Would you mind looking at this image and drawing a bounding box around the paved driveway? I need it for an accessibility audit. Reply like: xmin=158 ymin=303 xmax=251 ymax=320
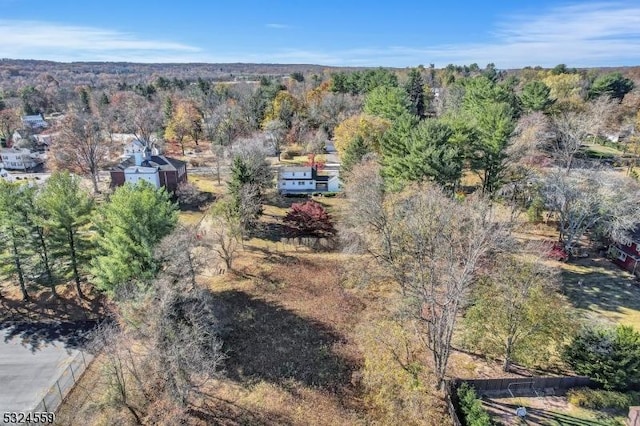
xmin=0 ymin=322 xmax=95 ymax=412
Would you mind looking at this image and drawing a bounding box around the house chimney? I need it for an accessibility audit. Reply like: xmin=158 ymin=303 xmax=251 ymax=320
xmin=134 ymin=151 xmax=143 ymax=166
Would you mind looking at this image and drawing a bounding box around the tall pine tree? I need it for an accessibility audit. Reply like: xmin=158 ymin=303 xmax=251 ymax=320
xmin=0 ymin=181 xmax=33 ymax=300
xmin=38 ymin=172 xmax=94 ymax=299
xmin=405 ymin=68 xmax=426 ymax=118
xmin=91 ymin=182 xmax=177 ymax=295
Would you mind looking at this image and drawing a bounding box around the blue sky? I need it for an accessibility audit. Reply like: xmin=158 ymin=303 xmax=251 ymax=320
xmin=1 ymin=1 xmax=639 ymax=67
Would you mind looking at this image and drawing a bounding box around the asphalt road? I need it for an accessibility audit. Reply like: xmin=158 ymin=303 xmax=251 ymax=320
xmin=0 ymin=321 xmax=96 ymax=412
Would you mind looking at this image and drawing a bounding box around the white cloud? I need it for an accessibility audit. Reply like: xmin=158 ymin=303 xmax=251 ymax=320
xmin=0 ymin=20 xmax=201 ymax=62
xmin=252 ymin=2 xmax=640 ymax=67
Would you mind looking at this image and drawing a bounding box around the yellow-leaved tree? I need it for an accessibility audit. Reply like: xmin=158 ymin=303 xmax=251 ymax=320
xmin=261 ymin=90 xmax=301 ymax=129
xmin=164 ymin=100 xmax=204 ymax=155
xmin=333 ymin=113 xmax=390 ymax=157
xmin=542 ymin=72 xmax=585 ymax=111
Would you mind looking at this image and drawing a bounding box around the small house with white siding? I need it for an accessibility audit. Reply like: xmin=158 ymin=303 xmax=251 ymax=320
xmin=277 ymin=166 xmax=340 ymax=194
xmin=0 ymin=148 xmax=39 ymax=170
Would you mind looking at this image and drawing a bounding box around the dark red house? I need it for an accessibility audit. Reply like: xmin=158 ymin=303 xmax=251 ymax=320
xmin=610 ymin=229 xmax=640 ymax=278
xmin=110 ymin=150 xmax=187 ymax=192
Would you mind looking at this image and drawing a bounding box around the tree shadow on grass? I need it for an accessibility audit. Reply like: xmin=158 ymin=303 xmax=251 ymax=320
xmin=264 ymin=193 xmax=309 ymax=210
xmin=214 ymin=290 xmax=355 ymax=392
xmin=483 ymin=398 xmax=618 ymax=426
xmin=561 ymin=256 xmax=640 ymax=323
xmin=249 ymin=221 xmax=289 ymax=242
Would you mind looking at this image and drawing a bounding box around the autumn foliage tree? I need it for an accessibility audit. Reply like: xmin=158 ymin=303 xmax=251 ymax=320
xmin=333 ymin=113 xmax=390 ymax=157
xmin=0 ymin=107 xmax=20 ymax=146
xmin=283 ymin=201 xmax=336 ymax=239
xmin=165 ymin=100 xmax=204 ymax=155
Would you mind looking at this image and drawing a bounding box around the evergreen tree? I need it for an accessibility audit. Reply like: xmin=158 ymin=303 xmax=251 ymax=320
xmin=589 ymin=72 xmax=634 ymax=101
xmin=364 ymin=85 xmax=412 ymax=121
xmin=163 ymin=96 xmax=174 ymax=125
xmin=79 ymin=87 xmax=91 ymax=114
xmin=0 ymin=181 xmax=32 ymax=300
xmin=91 ymin=182 xmax=178 ymax=295
xmin=461 ymin=77 xmax=516 ymax=194
xmin=228 ymin=156 xmax=252 ymax=208
xmin=379 ymin=113 xmax=418 ymax=162
xmin=405 ymin=68 xmax=426 ymax=118
xmin=342 ymin=135 xmax=370 ymax=174
xmin=564 ymin=325 xmax=640 ymax=390
xmin=99 ymin=93 xmax=110 ymax=106
xmin=38 ymin=172 xmax=94 ymax=299
xmin=469 ymin=101 xmax=515 ymax=194
xmin=228 ymin=148 xmax=272 ymax=219
xmin=22 ymin=185 xmax=57 ymax=297
xmin=383 ymin=120 xmax=463 ymax=191
xmin=520 ymin=80 xmax=555 ymax=112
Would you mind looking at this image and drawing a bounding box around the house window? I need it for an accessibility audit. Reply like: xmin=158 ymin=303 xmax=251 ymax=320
xmin=618 ymin=251 xmax=628 ymax=262
xmin=298 ymin=181 xmax=304 ymax=186
xmin=303 ymin=172 xmax=306 ymax=176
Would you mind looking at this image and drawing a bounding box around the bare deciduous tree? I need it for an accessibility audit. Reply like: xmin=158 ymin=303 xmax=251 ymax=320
xmin=263 ymin=119 xmax=287 ymax=160
xmin=51 ymin=110 xmax=109 ymax=193
xmin=155 ymin=224 xmax=215 ymax=289
xmin=89 ymin=323 xmax=145 ymax=425
xmin=206 ymin=207 xmax=242 ymax=270
xmin=205 ymin=101 xmax=248 ymax=149
xmin=146 ymin=278 xmax=225 ymax=406
xmin=344 ymin=171 xmax=512 ymax=389
xmin=551 ymin=96 xmax=617 ymax=173
xmin=541 ymin=168 xmax=640 ymax=252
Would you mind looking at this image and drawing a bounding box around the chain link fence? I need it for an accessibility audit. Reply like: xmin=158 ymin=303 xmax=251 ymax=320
xmin=31 ymin=349 xmax=95 ymax=415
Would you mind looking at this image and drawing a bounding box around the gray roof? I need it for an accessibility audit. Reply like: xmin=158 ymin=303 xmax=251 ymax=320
xmin=112 ymin=155 xmax=186 ymax=172
xmin=281 ymin=166 xmax=313 ymax=173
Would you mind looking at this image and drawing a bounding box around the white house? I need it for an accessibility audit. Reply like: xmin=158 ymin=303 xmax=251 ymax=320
xmin=111 ymin=148 xmax=187 ymax=192
xmin=122 ymin=139 xmax=161 ymax=158
xmin=124 ymin=139 xmax=147 ymax=156
xmin=0 ymin=148 xmax=39 ymax=170
xmin=277 ymin=166 xmax=340 ymax=194
xmin=22 ymin=114 xmax=48 ymax=129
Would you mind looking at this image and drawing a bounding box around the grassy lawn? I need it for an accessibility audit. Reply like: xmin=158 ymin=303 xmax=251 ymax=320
xmin=514 ymin=222 xmax=640 ymax=329
xmin=189 ymin=173 xmax=227 ymax=196
xmin=560 ymin=257 xmax=640 ymax=329
xmin=280 ymin=154 xmax=327 ymax=165
xmin=177 ymin=173 xmax=225 ymax=226
xmin=483 ymin=395 xmax=626 ymax=425
xmin=582 ymin=143 xmax=623 ymax=159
